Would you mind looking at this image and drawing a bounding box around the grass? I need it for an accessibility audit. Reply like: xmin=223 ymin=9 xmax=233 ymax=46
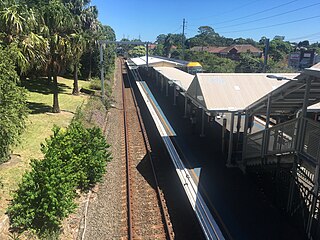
xmin=0 ymin=77 xmax=91 ymax=217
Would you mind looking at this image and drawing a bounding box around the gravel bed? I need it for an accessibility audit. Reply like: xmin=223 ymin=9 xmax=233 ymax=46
xmin=82 ymin=59 xmax=126 ymax=240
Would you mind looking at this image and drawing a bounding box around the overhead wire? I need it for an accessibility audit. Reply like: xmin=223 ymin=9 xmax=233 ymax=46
xmin=189 ymin=0 xmax=262 ymax=21
xmin=170 ymin=25 xmax=182 ymax=34
xmin=215 ymin=2 xmax=320 ymax=29
xmin=210 ymin=0 xmax=298 ymax=25
xmin=219 ymin=15 xmax=320 ymax=34
xmin=287 ymin=32 xmax=320 ymax=42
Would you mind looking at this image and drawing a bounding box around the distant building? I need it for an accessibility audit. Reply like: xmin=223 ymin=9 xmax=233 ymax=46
xmin=288 ymin=49 xmax=316 ymax=70
xmin=190 ymin=44 xmax=263 ymax=60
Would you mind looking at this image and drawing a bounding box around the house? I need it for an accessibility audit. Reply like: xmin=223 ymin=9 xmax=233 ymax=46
xmin=191 ymin=44 xmax=263 ymax=60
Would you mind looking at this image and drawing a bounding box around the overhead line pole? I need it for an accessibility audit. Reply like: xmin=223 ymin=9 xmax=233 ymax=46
xmin=263 ymin=38 xmax=270 ymax=73
xmin=182 ymin=18 xmax=186 ymax=60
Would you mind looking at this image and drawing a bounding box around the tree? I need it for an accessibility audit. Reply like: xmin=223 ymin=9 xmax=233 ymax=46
xmin=298 ymin=40 xmax=310 ymax=48
xmin=152 ymin=44 xmax=164 ymax=56
xmin=41 ymin=0 xmax=74 ymax=113
xmin=128 ymin=45 xmax=146 ymax=57
xmin=156 ymin=34 xmax=166 ymax=45
xmin=0 ymin=47 xmax=28 ymax=163
xmin=235 ymin=53 xmax=263 ymax=73
xmin=269 ymin=39 xmax=292 ymax=62
xmin=164 ymin=34 xmax=174 ymax=58
xmin=68 ymin=33 xmax=85 ymax=95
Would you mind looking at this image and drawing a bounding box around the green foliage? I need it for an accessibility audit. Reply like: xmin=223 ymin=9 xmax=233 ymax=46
xmin=7 ymin=155 xmax=77 ymax=234
xmin=129 ymin=45 xmax=146 ymax=57
xmin=41 ymin=122 xmax=111 ymax=190
xmin=235 ymin=53 xmax=263 ymax=73
xmin=0 ymin=47 xmax=28 ymax=163
xmin=7 ymin=121 xmax=111 ymax=235
xmin=268 ymin=39 xmax=293 ymax=62
xmin=184 ymin=50 xmax=237 ymax=73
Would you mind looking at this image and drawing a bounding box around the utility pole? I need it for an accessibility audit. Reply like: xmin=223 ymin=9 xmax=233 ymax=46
xmin=263 ymin=38 xmax=270 ymax=73
xmin=182 ymin=18 xmax=186 ymax=60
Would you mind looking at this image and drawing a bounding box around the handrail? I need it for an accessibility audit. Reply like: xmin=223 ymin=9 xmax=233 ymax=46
xmin=244 ymin=116 xmax=320 ymax=165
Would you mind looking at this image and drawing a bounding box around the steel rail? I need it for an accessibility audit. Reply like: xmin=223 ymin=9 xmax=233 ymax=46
xmin=121 ymin=60 xmax=133 ymax=240
xmin=121 ymin=59 xmax=173 ymax=240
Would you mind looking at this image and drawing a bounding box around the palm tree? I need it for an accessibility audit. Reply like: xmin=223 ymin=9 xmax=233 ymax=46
xmin=68 ymin=32 xmax=85 ymax=95
xmin=164 ymin=34 xmax=174 ymax=58
xmin=41 ymin=0 xmax=74 ymax=113
xmin=0 ymin=1 xmax=47 ymax=79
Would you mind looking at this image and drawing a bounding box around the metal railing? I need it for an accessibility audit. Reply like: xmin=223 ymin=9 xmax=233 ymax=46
xmin=245 ymin=117 xmax=320 ymax=165
xmin=302 ymin=118 xmax=320 ymax=164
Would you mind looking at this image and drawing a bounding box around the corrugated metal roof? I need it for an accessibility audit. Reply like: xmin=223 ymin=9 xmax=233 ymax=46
xmin=245 ymin=67 xmax=320 ymax=115
xmin=130 ymin=56 xmax=185 ymax=67
xmin=153 ymin=67 xmax=194 ymax=92
xmin=186 ymin=73 xmax=299 ymax=112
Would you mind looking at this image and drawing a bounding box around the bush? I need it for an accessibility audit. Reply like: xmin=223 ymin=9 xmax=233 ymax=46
xmin=88 ymin=78 xmax=102 ymax=90
xmin=0 ymin=48 xmax=28 ymax=163
xmin=73 ymin=96 xmax=107 ymax=129
xmin=41 ymin=122 xmax=111 ymax=190
xmin=89 ymin=77 xmax=112 ymax=97
xmin=7 ymin=156 xmax=77 ymax=234
xmin=7 ymin=121 xmax=111 ymax=235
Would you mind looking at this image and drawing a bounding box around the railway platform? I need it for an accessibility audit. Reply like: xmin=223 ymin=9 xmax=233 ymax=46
xmin=134 ymin=71 xmax=307 ymax=240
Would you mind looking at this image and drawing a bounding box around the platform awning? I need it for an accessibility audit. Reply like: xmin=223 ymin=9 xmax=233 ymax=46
xmin=246 ymin=67 xmax=320 ymax=115
xmin=186 ymin=73 xmax=298 ymax=113
xmin=153 ymin=67 xmax=194 ymax=92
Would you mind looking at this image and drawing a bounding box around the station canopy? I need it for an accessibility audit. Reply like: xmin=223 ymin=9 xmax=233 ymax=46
xmin=186 ymin=73 xmax=299 ymax=113
xmin=153 ymin=67 xmax=194 ymax=92
xmin=246 ymin=63 xmax=320 ymax=115
xmin=130 ymin=55 xmax=186 ymax=67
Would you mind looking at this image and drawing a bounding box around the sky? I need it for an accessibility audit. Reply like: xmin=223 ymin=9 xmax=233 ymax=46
xmin=91 ymin=0 xmax=320 ymax=43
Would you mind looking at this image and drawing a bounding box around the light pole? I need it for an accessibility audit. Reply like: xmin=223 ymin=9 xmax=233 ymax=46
xmin=266 ymin=74 xmax=298 ymax=81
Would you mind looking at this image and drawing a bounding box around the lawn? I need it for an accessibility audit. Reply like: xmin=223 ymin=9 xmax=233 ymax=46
xmin=0 ymin=77 xmax=91 ymax=217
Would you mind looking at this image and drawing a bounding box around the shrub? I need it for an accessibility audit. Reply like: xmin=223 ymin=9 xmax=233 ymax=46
xmin=7 ymin=121 xmax=111 ymax=235
xmin=7 ymin=156 xmax=77 ymax=234
xmin=41 ymin=122 xmax=111 ymax=190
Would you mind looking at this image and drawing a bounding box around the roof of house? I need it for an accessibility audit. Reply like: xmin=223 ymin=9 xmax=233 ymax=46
xmin=190 ymin=44 xmax=262 ymax=54
xmin=186 ymin=73 xmax=299 ymax=112
xmin=153 ymin=67 xmax=194 ymax=92
xmin=220 ymin=44 xmax=262 ymax=54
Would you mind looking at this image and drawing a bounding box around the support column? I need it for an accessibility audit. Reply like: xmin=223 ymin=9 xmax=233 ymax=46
xmin=173 ymin=86 xmax=177 ymax=106
xmin=262 ymin=94 xmax=272 ymax=159
xmin=165 ymin=79 xmax=169 ymax=97
xmin=161 ymin=76 xmax=164 ymax=93
xmin=241 ymin=111 xmax=249 ymax=170
xmin=146 ymin=42 xmax=149 ymax=69
xmin=227 ymin=112 xmax=235 ymax=166
xmin=287 ymin=158 xmax=297 ymax=212
xmin=200 ymin=109 xmax=205 ymax=137
xmin=184 ymin=96 xmax=188 ymax=118
xmin=222 ymin=118 xmax=227 ymax=154
xmin=307 ymin=162 xmax=320 ymax=237
xmin=99 ymin=42 xmax=105 ymax=102
xmin=236 ymin=112 xmax=242 ymax=152
xmin=298 ymin=78 xmax=311 ymax=151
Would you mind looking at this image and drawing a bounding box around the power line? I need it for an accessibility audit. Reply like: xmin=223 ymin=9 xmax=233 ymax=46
xmin=287 ymin=32 xmax=320 ymax=42
xmin=170 ymin=25 xmax=182 ymax=34
xmin=211 ymin=0 xmax=298 ymax=26
xmin=219 ymin=15 xmax=320 ymax=34
xmin=189 ymin=0 xmax=262 ymax=21
xmin=215 ymin=2 xmax=320 ymax=29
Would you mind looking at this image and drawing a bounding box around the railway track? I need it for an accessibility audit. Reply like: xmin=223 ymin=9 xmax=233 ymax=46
xmin=120 ymin=59 xmax=174 ymax=240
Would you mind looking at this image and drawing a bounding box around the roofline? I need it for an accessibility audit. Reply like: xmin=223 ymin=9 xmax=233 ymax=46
xmin=245 ymin=73 xmax=306 ymax=113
